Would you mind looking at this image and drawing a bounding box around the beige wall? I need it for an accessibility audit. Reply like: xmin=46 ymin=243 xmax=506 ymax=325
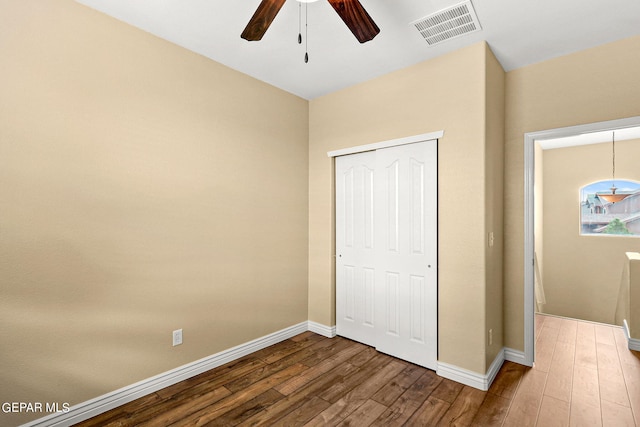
xmin=504 ymin=35 xmax=640 ymax=351
xmin=541 ymin=140 xmax=640 ymax=324
xmin=309 ymin=42 xmax=504 ymax=374
xmin=0 ymin=1 xmax=308 ymax=424
xmin=7 ymin=1 xmax=640 ymax=423
xmin=484 ymin=48 xmax=505 ymax=368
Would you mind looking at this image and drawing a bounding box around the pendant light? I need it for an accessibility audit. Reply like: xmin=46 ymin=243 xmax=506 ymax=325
xmin=599 ymin=131 xmax=630 ymax=203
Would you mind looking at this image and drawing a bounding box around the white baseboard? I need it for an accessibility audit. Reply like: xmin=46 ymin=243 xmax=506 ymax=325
xmin=623 ymin=320 xmax=640 ymax=351
xmin=485 ymin=349 xmax=505 ymax=388
xmin=504 ymin=347 xmax=528 ymax=365
xmin=21 ymin=324 xmax=535 ymax=427
xmin=22 ymin=322 xmax=309 ymax=427
xmin=307 ymin=321 xmax=336 ymax=338
xmin=436 ymin=349 xmax=504 ymax=391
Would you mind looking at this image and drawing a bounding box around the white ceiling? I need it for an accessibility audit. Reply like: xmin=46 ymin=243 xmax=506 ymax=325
xmin=75 ymin=0 xmax=640 ymax=100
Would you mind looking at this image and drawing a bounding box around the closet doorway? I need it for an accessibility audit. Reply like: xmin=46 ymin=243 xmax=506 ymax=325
xmin=333 ymin=136 xmax=438 ymax=370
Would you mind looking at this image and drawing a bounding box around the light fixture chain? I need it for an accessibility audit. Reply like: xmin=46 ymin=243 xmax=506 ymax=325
xmin=612 ymin=131 xmax=616 ymax=186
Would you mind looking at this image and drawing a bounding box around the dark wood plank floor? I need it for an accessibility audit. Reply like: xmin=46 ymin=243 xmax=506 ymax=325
xmin=75 ymin=315 xmax=640 ymax=426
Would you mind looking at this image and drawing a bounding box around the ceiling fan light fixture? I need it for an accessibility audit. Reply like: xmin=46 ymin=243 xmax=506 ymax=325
xmin=242 ymin=0 xmax=379 ymax=44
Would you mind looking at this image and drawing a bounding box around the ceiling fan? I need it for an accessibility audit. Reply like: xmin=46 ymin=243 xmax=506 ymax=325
xmin=241 ymin=0 xmax=380 ymax=44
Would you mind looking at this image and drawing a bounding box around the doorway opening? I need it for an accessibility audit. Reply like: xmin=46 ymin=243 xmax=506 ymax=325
xmin=523 ymin=116 xmax=640 ymax=365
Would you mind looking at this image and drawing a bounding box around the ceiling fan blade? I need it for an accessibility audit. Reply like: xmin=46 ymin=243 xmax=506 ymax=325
xmin=327 ymin=0 xmax=380 ymax=43
xmin=241 ymin=0 xmax=287 ymax=41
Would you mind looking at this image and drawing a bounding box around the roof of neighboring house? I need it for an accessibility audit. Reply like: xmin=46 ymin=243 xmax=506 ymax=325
xmin=586 ymin=194 xmax=604 ymax=206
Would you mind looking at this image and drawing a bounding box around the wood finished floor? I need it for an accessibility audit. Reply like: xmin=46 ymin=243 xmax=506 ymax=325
xmin=76 ymin=315 xmax=640 ymax=426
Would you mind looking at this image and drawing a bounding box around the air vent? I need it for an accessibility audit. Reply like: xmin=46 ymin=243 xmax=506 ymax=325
xmin=411 ymin=0 xmax=482 ymax=46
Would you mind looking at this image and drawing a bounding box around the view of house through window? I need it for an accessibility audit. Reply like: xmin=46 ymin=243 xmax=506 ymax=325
xmin=581 ymin=179 xmax=640 ymax=236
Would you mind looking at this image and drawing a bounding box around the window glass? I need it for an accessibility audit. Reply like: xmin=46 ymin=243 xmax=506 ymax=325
xmin=580 ymin=180 xmax=640 ymax=236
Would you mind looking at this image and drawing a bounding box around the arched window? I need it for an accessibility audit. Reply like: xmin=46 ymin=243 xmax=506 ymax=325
xmin=580 ymin=180 xmax=640 ymax=236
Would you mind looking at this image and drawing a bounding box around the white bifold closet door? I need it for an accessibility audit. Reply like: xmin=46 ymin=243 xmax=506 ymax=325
xmin=336 ymin=140 xmax=437 ymax=370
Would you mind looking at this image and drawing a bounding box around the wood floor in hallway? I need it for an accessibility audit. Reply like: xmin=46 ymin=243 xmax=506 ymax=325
xmin=76 ymin=314 xmax=639 ymax=426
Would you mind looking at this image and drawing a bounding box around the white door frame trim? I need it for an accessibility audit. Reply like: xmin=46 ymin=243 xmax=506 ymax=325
xmin=327 ymin=130 xmax=444 ymax=158
xmin=523 ymin=115 xmax=640 ymax=366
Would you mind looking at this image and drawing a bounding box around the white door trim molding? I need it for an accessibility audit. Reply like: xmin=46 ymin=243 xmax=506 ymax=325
xmin=327 ymin=130 xmax=444 ymax=158
xmin=523 ymin=115 xmax=640 ymax=367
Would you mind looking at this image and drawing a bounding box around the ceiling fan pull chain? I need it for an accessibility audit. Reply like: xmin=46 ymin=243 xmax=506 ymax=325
xmin=305 ymin=3 xmax=309 ymax=63
xmin=298 ymin=2 xmax=302 ymax=44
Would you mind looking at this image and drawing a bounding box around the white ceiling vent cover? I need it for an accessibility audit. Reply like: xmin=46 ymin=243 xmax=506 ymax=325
xmin=412 ymin=0 xmax=482 ymax=46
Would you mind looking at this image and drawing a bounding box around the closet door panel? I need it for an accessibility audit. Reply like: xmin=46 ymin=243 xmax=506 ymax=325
xmin=336 ymin=151 xmax=377 ymax=346
xmin=335 ymin=140 xmax=437 ymax=370
xmin=375 ymin=140 xmax=437 ymax=369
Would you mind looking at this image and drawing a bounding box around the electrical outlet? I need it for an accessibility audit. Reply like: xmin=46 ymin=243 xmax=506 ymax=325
xmin=173 ymin=329 xmax=183 ymax=346
xmin=488 ymin=231 xmax=495 ymax=248
xmin=488 ymin=329 xmax=493 ymax=346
